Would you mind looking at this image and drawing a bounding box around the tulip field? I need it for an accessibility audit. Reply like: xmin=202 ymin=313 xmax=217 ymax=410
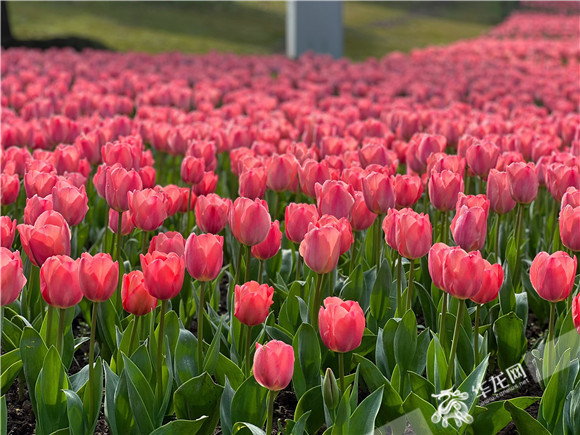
xmin=1 ymin=6 xmax=580 ymax=435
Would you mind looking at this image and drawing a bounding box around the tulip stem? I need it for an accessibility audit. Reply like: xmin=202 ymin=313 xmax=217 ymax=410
xmin=245 ymin=325 xmax=253 ymax=377
xmin=546 ymin=302 xmax=556 ymax=381
xmin=265 ymin=390 xmax=277 ymax=435
xmin=116 ymin=211 xmax=123 ymax=310
xmin=157 ymin=299 xmax=168 ymax=404
xmin=57 ymin=308 xmax=66 ymax=356
xmin=312 ymin=273 xmax=324 ymax=331
xmin=440 ymin=293 xmax=447 ymax=346
xmin=295 ymin=253 xmax=302 ymax=282
xmin=141 ymin=230 xmax=147 ymax=254
xmin=474 ymin=304 xmax=480 ymax=367
xmin=197 ymin=282 xmax=206 ymax=370
xmin=396 ymin=252 xmax=402 ymax=316
xmin=445 ymin=300 xmax=466 ymax=388
xmin=103 ymin=212 xmax=109 ymax=251
xmin=495 ymin=214 xmax=502 ymax=261
xmin=235 ymin=243 xmax=243 ymax=286
xmin=274 ymin=192 xmax=280 ymax=221
xmin=375 ymin=215 xmax=382 ymax=272
xmin=187 ymin=185 xmax=194 ymax=233
xmin=514 ymin=203 xmax=524 ymax=279
xmin=245 ymin=245 xmax=251 ymax=283
xmin=338 ymin=352 xmax=345 ymax=393
xmin=441 ymin=211 xmax=449 ymax=245
xmin=406 ymin=259 xmax=415 ymax=312
xmin=46 ymin=305 xmax=55 ymax=348
xmin=88 ymin=302 xmax=98 ymax=422
xmin=258 ymin=260 xmax=264 ymax=283
xmin=349 ymin=232 xmax=358 ymax=275
xmin=128 ymin=315 xmax=139 ymax=357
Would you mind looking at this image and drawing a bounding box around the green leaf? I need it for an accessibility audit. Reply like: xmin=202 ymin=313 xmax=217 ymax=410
xmin=394 ymin=310 xmax=417 ymax=375
xmin=20 ymin=326 xmax=48 ymax=413
xmin=505 ymin=401 xmax=550 ymax=434
xmin=292 ymin=323 xmax=321 ymax=399
xmin=64 ymin=389 xmax=88 ymax=435
xmin=174 ymin=328 xmax=198 ymax=385
xmin=0 ymin=358 xmax=22 ymax=395
xmin=563 ymin=381 xmax=580 ymax=435
xmin=231 ymin=376 xmax=268 ymax=430
xmin=35 ymin=346 xmax=70 ymax=434
xmin=469 ymin=397 xmax=540 ymax=435
xmin=456 ymin=355 xmax=490 ymax=426
xmin=81 ymin=358 xmax=103 ymax=433
xmin=288 ymin=410 xmax=311 ymax=435
xmin=493 ymin=312 xmax=527 ymax=371
xmin=203 ymin=319 xmax=223 ymax=375
xmin=294 ymin=385 xmax=325 ymax=434
xmin=349 ymin=386 xmax=384 ymax=435
xmin=403 ymin=392 xmax=457 ymax=434
xmin=233 ymin=422 xmax=266 ymax=435
xmin=103 ymin=362 xmax=120 ymax=435
xmin=426 ymin=335 xmax=448 ymax=393
xmin=173 ymin=372 xmax=224 ymax=435
xmin=332 ymin=386 xmax=352 ymax=435
xmin=122 ymin=354 xmax=156 ymax=435
xmin=408 ymin=372 xmax=435 ymax=405
xmin=150 ymin=417 xmax=208 ymax=435
xmin=220 ymin=378 xmax=236 ymax=435
xmin=214 ymin=353 xmax=245 ymax=391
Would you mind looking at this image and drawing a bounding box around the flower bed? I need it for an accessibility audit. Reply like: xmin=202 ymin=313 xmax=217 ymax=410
xmin=1 ymin=9 xmax=579 ymax=435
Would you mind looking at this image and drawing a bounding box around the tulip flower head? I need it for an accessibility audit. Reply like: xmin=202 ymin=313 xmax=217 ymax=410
xmin=234 ymin=281 xmax=274 ymax=326
xmin=530 ymin=251 xmax=577 ymax=302
xmin=0 ymin=248 xmax=27 ymax=306
xmin=253 ymin=340 xmax=295 ymax=391
xmin=79 ymin=252 xmax=119 ymax=302
xmin=318 ymin=297 xmax=366 ymax=353
xmin=40 ymin=255 xmax=82 ymax=308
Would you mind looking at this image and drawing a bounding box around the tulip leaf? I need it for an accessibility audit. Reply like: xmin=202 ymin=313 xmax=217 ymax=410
xmin=150 ymin=417 xmax=209 ymax=435
xmin=231 ymin=377 xmax=268 ymax=429
xmin=563 ymin=381 xmax=580 ymax=434
xmin=408 ymin=372 xmax=435 ymax=406
xmin=295 ymin=385 xmax=325 ymax=434
xmin=220 ymin=377 xmax=236 ymax=435
xmin=493 ymin=312 xmax=527 ymax=371
xmin=426 ymin=335 xmax=448 ymax=394
xmin=1 ymin=316 xmax=22 ymax=351
xmin=505 ymin=401 xmax=550 ymax=434
xmin=20 ymin=326 xmax=48 ymax=416
xmin=469 ymin=397 xmax=540 ymax=435
xmin=455 ymin=355 xmax=489 ymax=430
xmin=416 ymin=282 xmax=437 ymax=331
xmin=350 ymin=386 xmax=384 ymax=435
xmin=204 ymin=318 xmax=223 ymax=375
xmin=292 ymin=323 xmax=321 ymax=399
xmin=98 ymin=298 xmax=120 ymax=360
xmin=394 ymin=310 xmax=417 ymax=375
xmin=174 ymin=372 xmax=224 ymax=435
xmin=0 ymin=357 xmax=22 ymax=395
xmin=332 ymin=386 xmax=352 ymax=435
xmin=104 ymin=362 xmax=120 ymax=435
xmin=1 ymin=395 xmax=6 ymax=435
xmin=215 ymin=353 xmax=245 ymax=391
xmin=64 ymin=389 xmax=88 ymax=435
xmin=233 ymin=422 xmax=266 ymax=435
xmin=285 ymin=410 xmax=311 ymax=435
xmin=121 ymin=354 xmax=156 ymax=435
xmin=174 ymin=328 xmax=199 ymax=384
xmin=403 ymin=392 xmax=457 ymax=434
xmin=265 ymin=324 xmax=293 ymax=345
xmin=370 ymin=259 xmax=394 ymax=327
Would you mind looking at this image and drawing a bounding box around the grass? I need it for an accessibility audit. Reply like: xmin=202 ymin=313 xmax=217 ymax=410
xmin=7 ymin=1 xmax=512 ymax=60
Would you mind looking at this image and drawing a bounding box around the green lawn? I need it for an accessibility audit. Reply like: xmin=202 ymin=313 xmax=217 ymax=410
xmin=7 ymin=1 xmax=512 ymax=60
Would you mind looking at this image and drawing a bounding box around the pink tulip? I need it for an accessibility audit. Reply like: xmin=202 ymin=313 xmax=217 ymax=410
xmin=530 ymin=251 xmax=577 ymax=302
xmin=429 ymin=170 xmax=464 ymax=212
xmin=253 ymin=340 xmax=295 ymax=391
xmin=108 ymin=209 xmax=134 ymax=236
xmin=560 ymin=205 xmax=580 ymax=252
xmin=350 ymin=191 xmax=377 ymax=232
xmin=229 ymin=197 xmax=271 ymax=246
xmin=486 ymin=169 xmax=516 ymax=215
xmin=285 ymin=203 xmax=319 ymax=244
xmin=318 ymin=297 xmax=365 ymax=353
xmin=470 ymin=261 xmax=503 ymax=304
xmin=79 ymin=253 xmax=119 ymax=302
xmin=315 ymin=180 xmax=355 ymax=220
xmin=51 ymin=180 xmax=89 ymax=226
xmin=428 ymin=243 xmax=451 ymax=290
xmin=17 ymin=210 xmax=71 ymax=267
xmin=105 ymin=164 xmax=143 ymax=212
xmin=451 ymin=205 xmax=488 ymax=252
xmin=140 ymin=251 xmax=185 ymax=300
xmin=40 ymin=255 xmax=82 ymax=308
xmin=393 ymin=174 xmax=423 ymax=208
xmin=128 ymin=188 xmax=167 ymax=232
xmin=0 ymin=248 xmax=27 ymax=306
xmin=1 ymin=173 xmax=20 ymax=205
xmin=234 ymin=281 xmax=274 ymax=326
xmin=395 ymin=208 xmax=432 ymax=259
xmin=466 ymin=140 xmax=499 ymax=179
xmin=1 ymin=216 xmax=17 ymax=248
xmin=149 ymin=232 xmax=186 ymax=257
xmin=251 ymin=220 xmax=282 ymax=261
xmin=266 ymin=153 xmax=298 ymax=192
xmin=184 ymin=233 xmax=224 ymax=282
xmin=122 ymin=270 xmax=158 ymax=316
xmin=299 ymin=224 xmax=341 ymax=274
xmin=195 ymin=194 xmax=231 ymax=234
xmin=362 ymin=172 xmax=395 ymax=215
xmin=507 ymin=162 xmax=538 ymax=204
xmin=442 ymin=247 xmax=485 ymax=300
xmin=239 ymin=167 xmax=267 ymax=199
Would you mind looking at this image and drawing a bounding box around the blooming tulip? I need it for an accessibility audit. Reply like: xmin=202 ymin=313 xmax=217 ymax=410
xmin=393 ymin=174 xmax=423 ymax=208
xmin=530 ymin=251 xmax=577 ymax=302
xmin=140 ymin=251 xmax=185 ymax=300
xmin=0 ymin=217 xmax=16 ymax=249
xmin=184 ymin=233 xmax=224 ymax=282
xmin=471 ymin=261 xmax=503 ymax=304
xmin=456 ymin=193 xmax=490 ymax=217
xmin=0 ymin=248 xmax=27 ymax=306
xmin=315 ymin=179 xmax=355 ymax=220
xmin=428 ymin=243 xmax=451 ymax=290
xmin=362 ymin=172 xmax=395 ymax=215
xmin=40 ymin=255 xmax=82 ymax=308
xmin=572 ymin=294 xmax=580 ymax=335
xmin=23 ymin=194 xmax=53 ymax=225
xmin=285 ymin=203 xmax=319 ymax=244
xmin=251 ymin=220 xmax=282 ymax=261
xmin=395 ymin=208 xmax=432 ymax=259
xmin=181 ymin=156 xmax=205 ymax=185
xmin=507 ymin=162 xmax=538 ymax=204
xmin=299 ymin=224 xmax=341 ymax=275
xmin=486 ymin=169 xmax=516 ymax=215
xmin=318 ymin=297 xmax=365 ymax=353
xmin=350 ymin=191 xmax=377 ymax=231
xmin=562 ymin=187 xmax=580 ymax=208
xmin=105 ymin=164 xmax=143 ymax=212
xmin=17 ymin=210 xmax=71 ymax=267
xmin=229 ymin=197 xmax=271 ymax=246
xmin=560 ymin=205 xmax=580 ymax=252
xmin=442 ymin=247 xmax=485 ymax=300
xmin=466 ymin=140 xmax=499 ymax=179
xmin=429 ymin=170 xmax=464 ymax=212
xmin=121 ymin=270 xmax=157 ymax=316
xmin=128 ymin=188 xmax=167 ymax=231
xmin=195 ymin=194 xmax=231 ymax=234
xmin=149 ymin=232 xmax=185 ymax=257
xmin=108 ymin=209 xmax=134 ymax=236
xmin=450 ymin=205 xmax=488 ymax=252
xmin=234 ymin=281 xmax=274 ymax=326
xmin=253 ymin=340 xmax=295 ymax=391
xmin=316 ymin=215 xmax=354 ymax=256
xmin=299 ymin=159 xmax=331 ymax=198
xmin=24 ymin=170 xmax=57 ymax=198
xmin=239 ymin=167 xmax=267 ymax=199
xmin=51 ymin=180 xmax=89 ymax=226
xmin=1 ymin=173 xmax=20 ymax=205
xmin=79 ymin=253 xmax=119 ymax=302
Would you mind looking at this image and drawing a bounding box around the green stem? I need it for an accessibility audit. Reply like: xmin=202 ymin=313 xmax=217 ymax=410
xmin=514 ymin=203 xmax=524 ymax=277
xmin=245 ymin=325 xmax=253 ymax=377
xmin=266 ymin=390 xmax=277 ymax=435
xmin=312 ymin=273 xmax=325 ymax=331
xmin=103 ymin=211 xmax=109 ymax=251
xmin=258 ymin=260 xmax=264 ymax=282
xmin=440 ymin=293 xmax=447 ymax=346
xmin=46 ymin=305 xmax=55 ymax=348
xmin=295 ymin=253 xmax=302 ymax=282
xmin=474 ymin=304 xmax=480 ymax=367
xmin=116 ymin=210 xmax=123 ymax=310
xmin=57 ymin=308 xmax=66 ymax=356
xmin=445 ymin=300 xmax=466 ymax=388
xmin=375 ymin=215 xmax=382 ymax=271
xmin=495 ymin=213 xmax=502 ymax=261
xmin=128 ymin=315 xmax=139 ymax=357
xmin=338 ymin=352 xmax=345 ymax=393
xmin=88 ymin=302 xmax=98 ymax=422
xmin=141 ymin=230 xmax=148 ymax=254
xmin=442 ymin=211 xmax=449 ymax=245
xmin=406 ymin=259 xmax=415 ymax=312
xmin=197 ymin=282 xmax=206 ymax=369
xmin=187 ymin=185 xmax=194 ymax=234
xmin=157 ymin=300 xmax=168 ymax=403
xmin=234 ymin=243 xmax=243 ymax=286
xmin=349 ymin=232 xmax=358 ymax=275
xmin=245 ymin=244 xmax=251 ymax=283
xmin=547 ymin=302 xmax=556 ymax=379
xmin=396 ymin=252 xmax=402 ymax=316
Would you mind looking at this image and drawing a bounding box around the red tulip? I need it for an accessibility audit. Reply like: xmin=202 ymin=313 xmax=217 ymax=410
xmin=382 ymin=208 xmax=400 ymax=250
xmin=393 ymin=174 xmax=423 ymax=208
xmin=285 ymin=203 xmax=319 ymax=244
xmin=53 ymin=144 xmax=81 ymax=175
xmin=471 ymin=261 xmax=503 ymax=304
xmin=184 ymin=233 xmax=224 ymax=282
xmin=451 ymin=205 xmax=488 ymax=252
xmin=562 ymin=187 xmax=580 ymax=209
xmin=192 ymin=171 xmax=219 ymax=196
xmin=108 ymin=209 xmax=134 ymax=236
xmin=239 ymin=167 xmax=267 ymax=199
xmin=560 ymin=205 xmax=580 ymax=252
xmin=362 ymin=172 xmax=395 ymax=215
xmin=428 ymin=242 xmax=451 ymax=290
xmin=149 ymin=232 xmax=185 ymax=257
xmin=395 ymin=208 xmax=432 ymax=259
xmin=139 ymin=166 xmax=157 ymax=189
xmin=572 ymin=294 xmax=580 ymax=335
xmin=316 ymin=215 xmax=354 ymax=256
xmin=17 ymin=210 xmax=71 ymax=267
xmin=1 ymin=173 xmax=20 ymax=205
xmin=456 ymin=193 xmax=490 ymax=218
xmin=24 ymin=170 xmax=57 ymax=198
xmin=51 ymin=180 xmax=89 ymax=226
xmin=486 ymin=169 xmax=516 ymax=215
xmin=140 ymin=251 xmax=185 ymax=300
xmin=157 ymin=184 xmax=183 ymax=217
xmin=318 ymin=297 xmax=365 ymax=353
xmin=105 ymin=164 xmax=143 ymax=212
xmin=40 ymin=255 xmax=82 ymax=308
xmin=121 ymin=270 xmax=158 ymax=316
xmin=234 ymin=281 xmax=274 ymax=326
xmin=547 ymin=163 xmax=580 ymax=202
xmin=79 ymin=253 xmax=119 ymax=302
xmin=266 ymin=153 xmax=298 ymax=192
xmin=466 ymin=140 xmax=499 ymax=179
xmin=530 ymin=251 xmax=577 ymax=302
xmin=101 ymin=141 xmax=141 ymax=171
xmin=128 ymin=188 xmax=167 ymax=232
xmin=195 ymin=194 xmax=231 ymax=234
xmin=23 ymin=194 xmax=53 ymax=225
xmin=359 ymin=142 xmax=397 ymax=169
xmin=350 ymin=191 xmax=377 ymax=231
xmin=442 ymin=247 xmax=485 ymax=300
xmin=253 ymin=340 xmax=295 ymax=391
xmin=181 ymin=156 xmax=205 ymax=185
xmin=229 ymin=197 xmax=271 ymax=246
xmin=0 ymin=248 xmax=27 ymax=306
xmin=1 ymin=216 xmax=17 ymax=248
xmin=251 ymin=220 xmax=282 ymax=261
xmin=315 ymin=180 xmax=355 ymax=220
xmin=178 ymin=187 xmax=197 ymax=213
xmin=299 ymin=159 xmax=331 ymax=198
xmin=428 ymin=170 xmax=464 ymax=212
xmin=299 ymin=224 xmax=341 ymax=274
xmin=507 ymin=162 xmax=538 ymax=204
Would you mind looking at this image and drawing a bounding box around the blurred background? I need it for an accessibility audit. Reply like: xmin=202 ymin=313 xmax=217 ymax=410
xmin=2 ymin=1 xmax=518 ymax=60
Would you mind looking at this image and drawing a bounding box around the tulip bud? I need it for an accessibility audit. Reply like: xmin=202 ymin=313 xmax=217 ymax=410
xmin=40 ymin=255 xmax=83 ymax=308
xmin=194 ymin=194 xmax=231 ymax=234
xmin=572 ymin=294 xmax=580 ymax=335
xmin=184 ymin=233 xmax=224 ymax=282
xmin=316 ymin=215 xmax=354 ymax=256
xmin=79 ymin=253 xmax=119 ymax=302
xmin=322 ymin=368 xmax=340 ymax=410
xmin=318 ymin=297 xmax=365 ymax=353
xmin=234 ymin=281 xmax=274 ymax=326
xmin=1 ymin=216 xmax=17 ymax=249
xmin=253 ymin=340 xmax=295 ymax=391
xmin=530 ymin=251 xmax=577 ymax=302
xmin=0 ymin=248 xmax=27 ymax=306
xmin=121 ymin=270 xmax=158 ymax=316
xmin=140 ymin=251 xmax=185 ymax=300
xmin=251 ymin=220 xmax=282 ymax=261
xmin=285 ymin=203 xmax=319 ymax=244
xmin=229 ymin=197 xmax=271 ymax=246
xmin=24 ymin=194 xmax=53 ymax=225
xmin=192 ymin=171 xmax=218 ymax=196
xmin=466 ymin=140 xmax=499 ymax=179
